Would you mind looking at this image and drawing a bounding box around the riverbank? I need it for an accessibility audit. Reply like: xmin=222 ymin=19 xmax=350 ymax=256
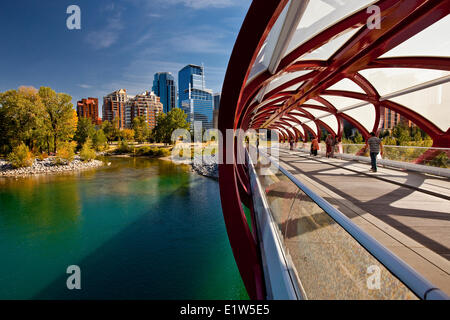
xmin=0 ymin=156 xmax=104 ymax=177
xmin=191 ymin=162 xmax=219 ymax=180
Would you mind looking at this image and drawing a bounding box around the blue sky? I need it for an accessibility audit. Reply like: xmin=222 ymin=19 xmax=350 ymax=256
xmin=0 ymin=0 xmax=251 ymax=111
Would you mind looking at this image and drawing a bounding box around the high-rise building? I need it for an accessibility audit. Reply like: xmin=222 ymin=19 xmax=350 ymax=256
xmin=77 ymin=97 xmax=101 ymax=125
xmin=178 ymin=64 xmax=214 ymax=129
xmin=103 ymin=89 xmax=128 ymax=129
xmin=213 ymin=93 xmax=220 ymax=129
xmin=152 ymin=72 xmax=176 ymax=113
xmin=380 ymin=106 xmax=414 ymax=131
xmin=125 ymin=91 xmax=163 ymax=129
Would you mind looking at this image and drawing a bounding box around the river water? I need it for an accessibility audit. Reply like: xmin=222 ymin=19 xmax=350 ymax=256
xmin=0 ymin=157 xmax=248 ymax=299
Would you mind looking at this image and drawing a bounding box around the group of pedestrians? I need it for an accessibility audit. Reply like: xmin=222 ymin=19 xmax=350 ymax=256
xmin=305 ymin=132 xmax=384 ymax=173
xmin=309 ymin=134 xmax=338 ymax=158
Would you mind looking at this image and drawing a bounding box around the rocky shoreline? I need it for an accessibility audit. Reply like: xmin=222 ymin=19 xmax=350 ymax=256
xmin=0 ymin=156 xmax=104 ymax=177
xmin=191 ymin=161 xmax=219 ymax=180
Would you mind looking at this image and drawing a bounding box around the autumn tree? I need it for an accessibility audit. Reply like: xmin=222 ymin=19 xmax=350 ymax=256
xmin=132 ymin=115 xmax=150 ymax=143
xmin=38 ymin=87 xmax=77 ymax=153
xmin=120 ymin=128 xmax=135 ymax=141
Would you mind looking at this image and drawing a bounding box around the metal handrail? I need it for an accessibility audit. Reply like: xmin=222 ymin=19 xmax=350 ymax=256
xmin=291 ymin=142 xmax=450 ymax=151
xmin=340 ymin=143 xmax=450 ymax=151
xmin=257 ymin=148 xmax=449 ymax=300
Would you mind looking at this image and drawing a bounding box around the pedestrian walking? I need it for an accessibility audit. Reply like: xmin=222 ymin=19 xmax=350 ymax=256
xmin=330 ymin=136 xmax=337 ymax=158
xmin=311 ymin=137 xmax=319 ymax=156
xmin=364 ymin=132 xmax=384 ymax=172
xmin=325 ymin=134 xmax=334 ymax=158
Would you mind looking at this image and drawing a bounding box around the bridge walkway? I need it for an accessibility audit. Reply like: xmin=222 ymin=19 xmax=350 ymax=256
xmin=276 ymin=148 xmax=450 ymax=295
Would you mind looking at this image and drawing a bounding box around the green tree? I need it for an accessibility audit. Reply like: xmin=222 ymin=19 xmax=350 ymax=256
xmin=153 ymin=108 xmax=190 ymax=144
xmin=354 ymin=131 xmax=363 ymax=144
xmin=74 ymin=117 xmax=96 ymax=149
xmin=38 ymin=87 xmax=77 ymax=153
xmin=101 ymin=120 xmax=114 ymax=144
xmin=392 ymin=123 xmax=410 ymax=145
xmin=7 ymin=142 xmax=33 ymax=168
xmin=132 ymin=115 xmax=150 ymax=143
xmin=0 ymin=86 xmax=45 ymax=151
xmin=80 ymin=138 xmax=97 ymax=162
xmin=92 ymin=129 xmax=108 ymax=151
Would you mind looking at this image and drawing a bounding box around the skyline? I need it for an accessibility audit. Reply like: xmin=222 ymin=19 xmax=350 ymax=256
xmin=0 ymin=0 xmax=251 ymax=111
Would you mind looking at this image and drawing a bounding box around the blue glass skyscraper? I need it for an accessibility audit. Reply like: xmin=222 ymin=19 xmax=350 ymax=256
xmin=152 ymin=72 xmax=176 ymax=113
xmin=178 ymin=64 xmax=214 ymax=129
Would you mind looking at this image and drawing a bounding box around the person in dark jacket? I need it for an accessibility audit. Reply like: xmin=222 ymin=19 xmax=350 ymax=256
xmin=364 ymin=132 xmax=384 ymax=172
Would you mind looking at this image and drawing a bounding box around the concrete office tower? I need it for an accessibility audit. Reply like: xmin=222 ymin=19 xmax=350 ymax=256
xmin=77 ymin=97 xmax=102 ymax=125
xmin=178 ymin=64 xmax=214 ymax=129
xmin=152 ymin=72 xmax=176 ymax=114
xmin=103 ymin=89 xmax=128 ymax=129
xmin=125 ymin=91 xmax=163 ymax=129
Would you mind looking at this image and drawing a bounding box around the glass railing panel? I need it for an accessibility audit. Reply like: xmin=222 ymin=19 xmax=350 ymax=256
xmin=255 ymin=156 xmax=418 ymax=300
xmin=257 ymin=161 xmax=298 ymax=235
xmin=280 ymin=142 xmax=449 ymax=169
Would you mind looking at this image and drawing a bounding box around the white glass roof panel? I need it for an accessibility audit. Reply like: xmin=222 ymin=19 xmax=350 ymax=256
xmin=321 ymin=95 xmax=365 ymax=110
xmin=303 ymin=99 xmax=326 ymax=107
xmin=342 ymin=104 xmax=376 ymax=132
xmin=283 ymin=120 xmax=299 ymax=127
xmin=293 ymin=124 xmax=305 ymax=136
xmin=302 ymin=107 xmax=330 ymax=119
xmin=303 ymin=122 xmax=317 ymax=134
xmin=281 ymin=82 xmax=304 ymax=93
xmin=319 ymin=115 xmax=339 ymax=134
xmin=327 ymin=78 xmax=366 ymax=94
xmin=276 ymin=127 xmax=288 ymax=138
xmin=284 ymin=126 xmax=296 ymax=137
xmin=248 ymin=2 xmax=291 ymax=81
xmin=264 ymin=70 xmax=311 ymax=95
xmin=359 ymin=68 xmax=449 ymax=97
xmin=390 ymin=81 xmax=450 ymax=132
xmin=255 ymin=96 xmax=286 ymax=112
xmin=296 ymin=27 xmax=361 ymax=61
xmin=284 ymin=0 xmax=375 ymax=56
xmin=381 ymin=15 xmax=450 ymax=58
xmin=289 ymin=114 xmax=311 ymax=123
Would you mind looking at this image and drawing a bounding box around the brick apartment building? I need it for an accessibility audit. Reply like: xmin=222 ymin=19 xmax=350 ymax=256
xmin=380 ymin=106 xmax=413 ymax=131
xmin=126 ymin=91 xmax=163 ymax=129
xmin=102 ymin=89 xmax=128 ymax=129
xmin=76 ymin=97 xmax=102 ymax=125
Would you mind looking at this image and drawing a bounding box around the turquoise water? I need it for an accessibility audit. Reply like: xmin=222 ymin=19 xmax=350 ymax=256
xmin=0 ymin=157 xmax=248 ymax=299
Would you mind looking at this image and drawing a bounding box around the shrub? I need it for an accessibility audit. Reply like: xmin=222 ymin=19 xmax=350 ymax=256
xmin=429 ymin=152 xmax=448 ymax=168
xmin=133 ymin=146 xmax=171 ymax=157
xmin=37 ymin=152 xmax=48 ymax=161
xmin=80 ymin=139 xmax=97 ymax=162
xmin=115 ymin=140 xmax=133 ymax=154
xmin=92 ymin=129 xmax=108 ymax=151
xmin=7 ymin=143 xmax=33 ymax=168
xmin=135 ymin=146 xmax=151 ymax=156
xmin=55 ymin=141 xmax=76 ymax=164
xmin=156 ymin=148 xmax=170 ymax=157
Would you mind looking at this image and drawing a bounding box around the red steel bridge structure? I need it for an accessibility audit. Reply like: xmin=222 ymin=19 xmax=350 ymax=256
xmin=218 ymin=0 xmax=450 ymax=300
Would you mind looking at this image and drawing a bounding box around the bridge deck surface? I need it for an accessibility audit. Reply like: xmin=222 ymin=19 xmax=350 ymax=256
xmin=276 ymin=148 xmax=450 ymax=295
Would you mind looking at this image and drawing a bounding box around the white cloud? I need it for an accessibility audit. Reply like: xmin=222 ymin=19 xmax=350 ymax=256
xmin=167 ymin=32 xmax=229 ymax=54
xmin=165 ymin=0 xmax=236 ymax=9
xmin=85 ymin=9 xmax=124 ymax=49
xmin=128 ymin=0 xmax=248 ymax=10
xmin=78 ymin=84 xmax=92 ymax=89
